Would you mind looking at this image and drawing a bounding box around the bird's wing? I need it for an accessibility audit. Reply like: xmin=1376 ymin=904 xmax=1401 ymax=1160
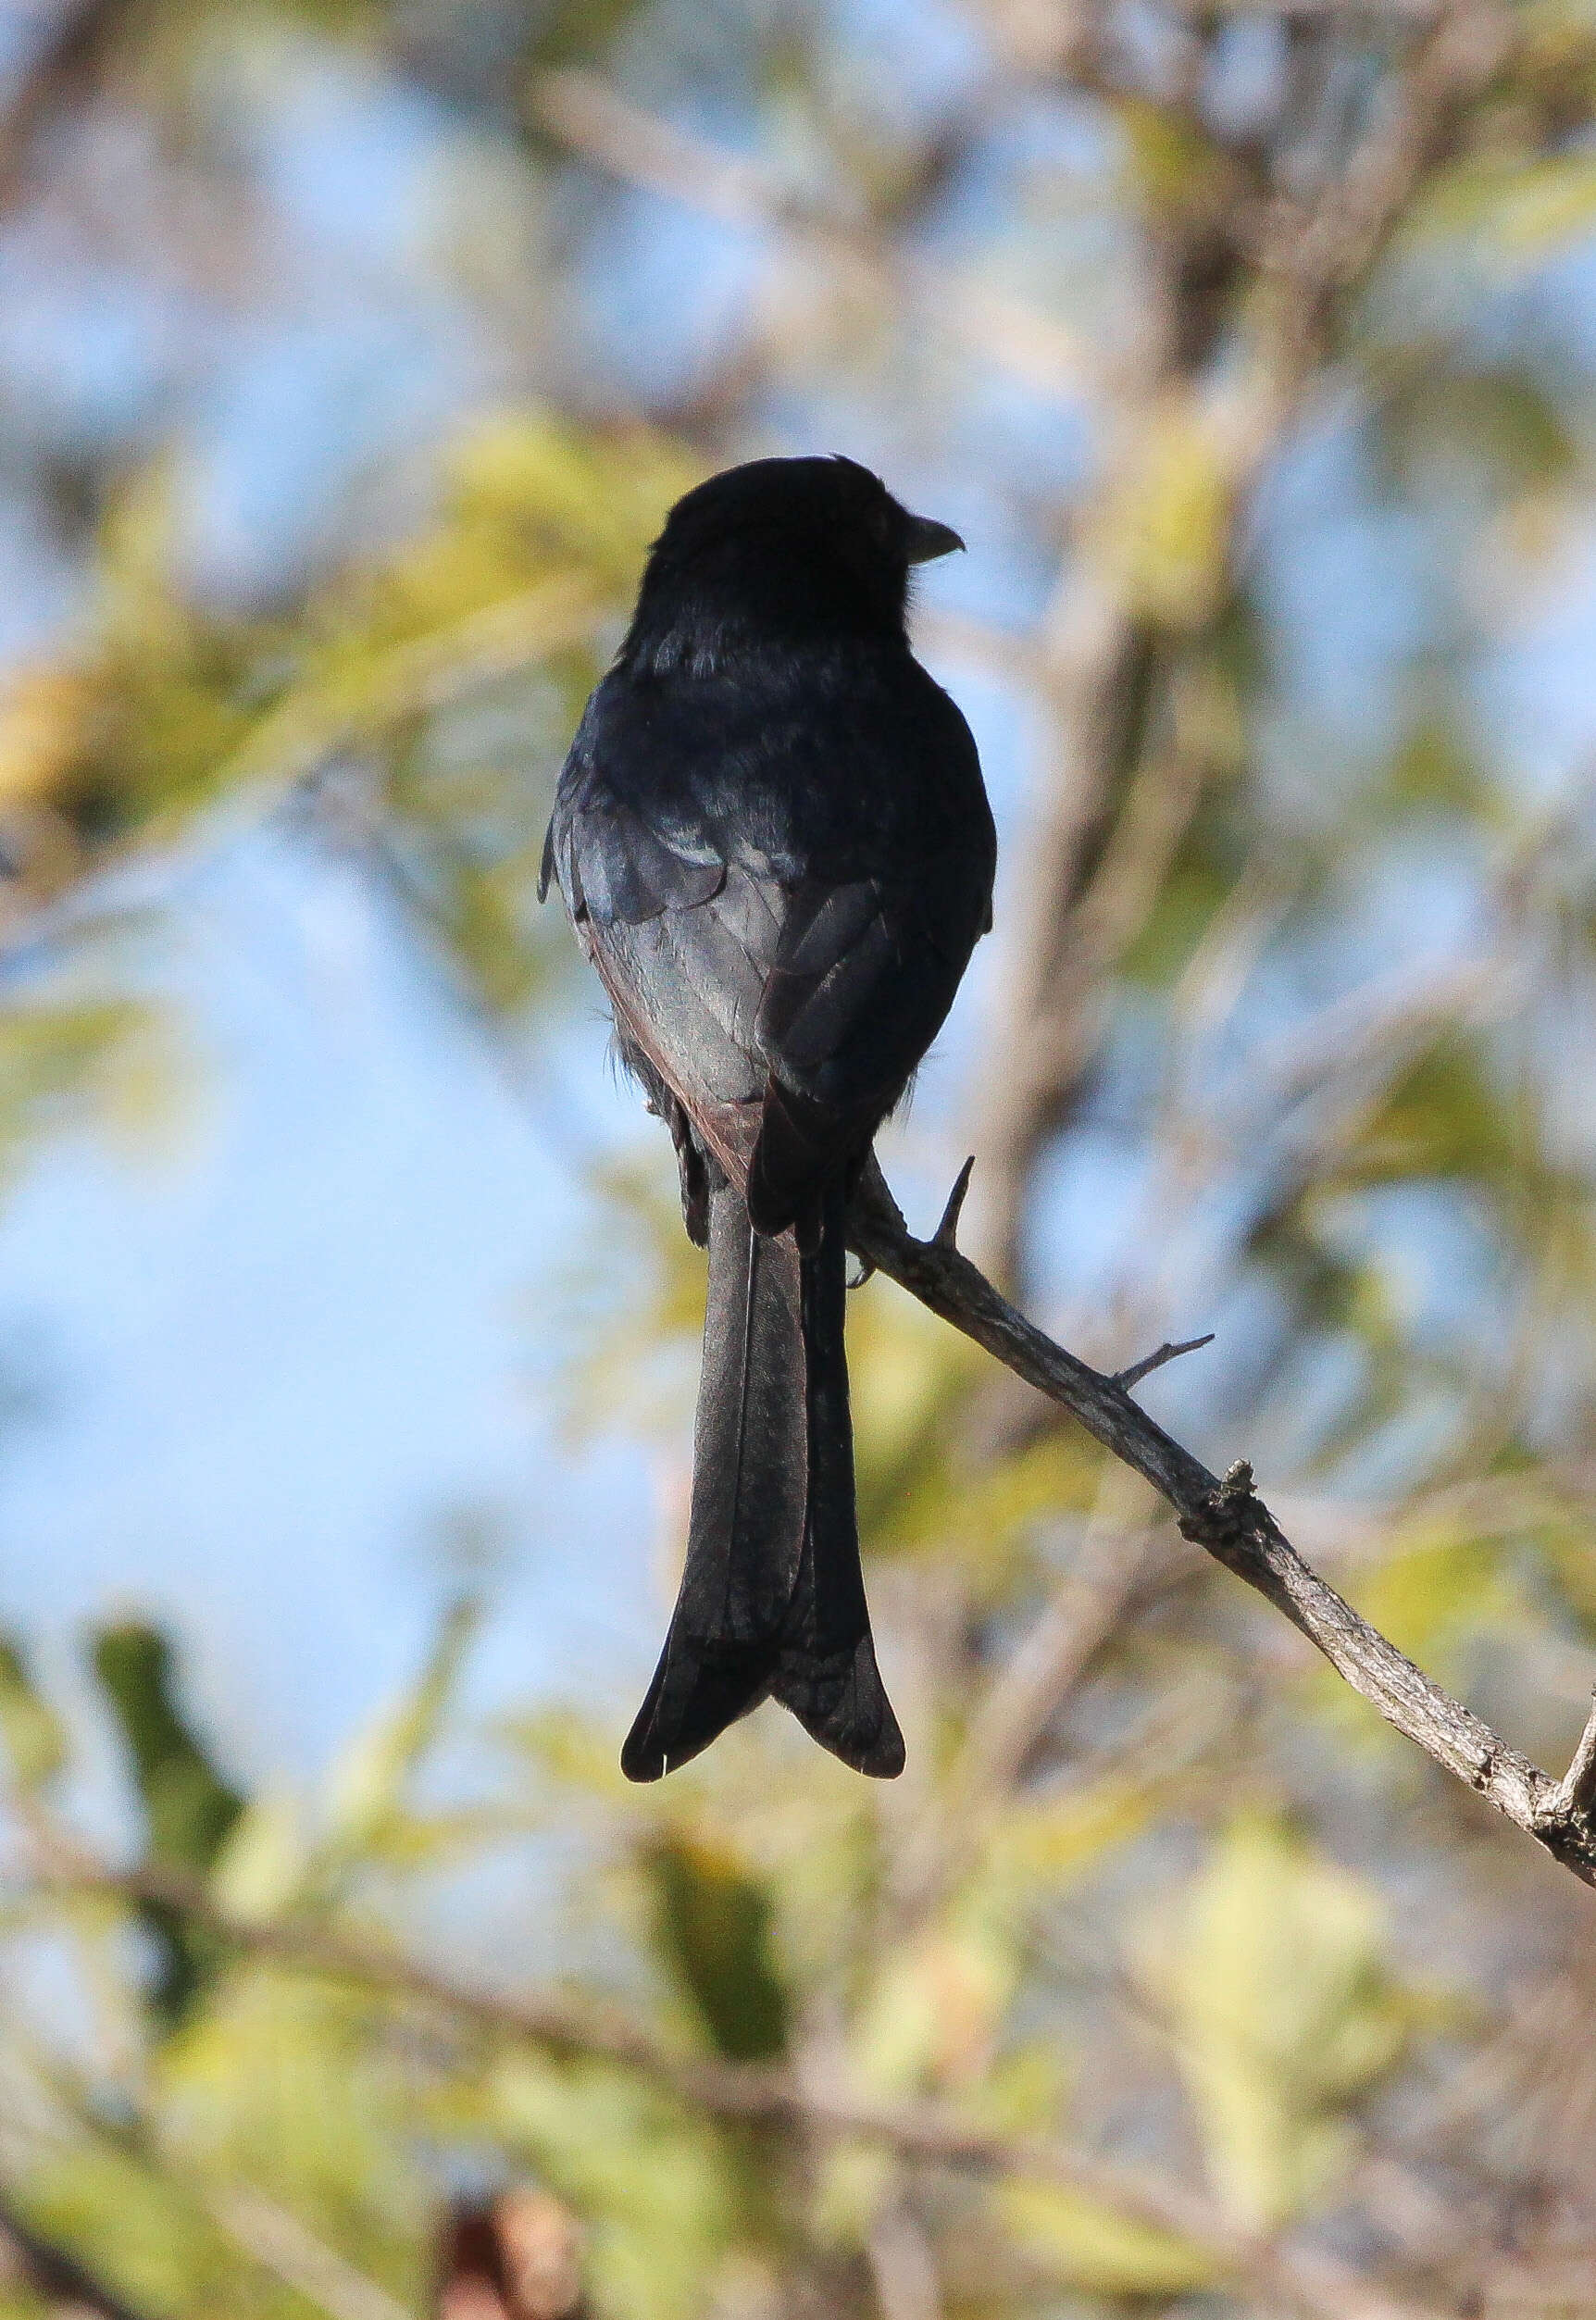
xmin=542 ymin=667 xmax=993 ymax=1216
xmin=743 ymin=867 xmax=983 ymax=1229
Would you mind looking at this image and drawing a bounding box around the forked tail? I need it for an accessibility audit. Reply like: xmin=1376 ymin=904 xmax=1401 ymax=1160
xmin=621 ymin=1175 xmax=903 ymax=1780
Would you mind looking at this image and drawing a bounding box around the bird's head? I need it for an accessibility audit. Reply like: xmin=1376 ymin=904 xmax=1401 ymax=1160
xmin=624 ymin=455 xmax=963 ymax=671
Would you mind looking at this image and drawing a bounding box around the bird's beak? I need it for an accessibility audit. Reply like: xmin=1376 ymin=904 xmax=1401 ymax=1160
xmin=904 ymin=513 xmax=965 ymax=564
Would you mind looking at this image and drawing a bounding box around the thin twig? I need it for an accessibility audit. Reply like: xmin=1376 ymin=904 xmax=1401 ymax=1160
xmin=1115 ymin=1334 xmax=1215 ymax=1391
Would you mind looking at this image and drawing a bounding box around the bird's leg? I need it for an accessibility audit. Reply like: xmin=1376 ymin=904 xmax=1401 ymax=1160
xmin=845 ymin=1151 xmax=880 ymax=1287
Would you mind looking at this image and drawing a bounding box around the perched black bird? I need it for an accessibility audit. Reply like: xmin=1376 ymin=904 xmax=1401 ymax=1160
xmin=541 ymin=455 xmax=996 ymax=1780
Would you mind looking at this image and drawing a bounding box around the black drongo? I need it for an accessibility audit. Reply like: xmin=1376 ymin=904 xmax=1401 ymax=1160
xmin=541 ymin=455 xmax=996 ymax=1780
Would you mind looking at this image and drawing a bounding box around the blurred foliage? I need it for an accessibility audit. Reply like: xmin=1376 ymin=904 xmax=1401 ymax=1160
xmin=3 ymin=0 xmax=1596 ymax=2314
xmin=993 ymin=2177 xmax=1214 ymax=2299
xmin=0 ymin=1635 xmax=67 ymax=1795
xmin=1138 ymin=1814 xmax=1409 ymax=2234
xmin=92 ymin=1622 xmax=246 ymax=2025
xmin=0 ymin=414 xmax=698 ymax=1052
xmin=643 ymin=1834 xmax=791 ymax=2063
xmin=0 ymin=996 xmax=181 ymax=1197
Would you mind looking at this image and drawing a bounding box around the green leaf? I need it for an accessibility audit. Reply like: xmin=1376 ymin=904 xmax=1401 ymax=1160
xmin=1428 ymin=155 xmax=1596 ymax=264
xmin=156 ymin=1961 xmax=424 ymax=2298
xmin=643 ymin=1834 xmax=791 ymax=2063
xmin=16 ymin=2142 xmax=229 ymax=2314
xmin=208 ymin=1790 xmax=311 ymax=1926
xmin=89 ymin=1621 xmax=245 ymax=2027
xmin=90 ymin=1624 xmax=243 ymax=1875
xmin=849 ymin=1280 xmax=1101 ymax=1583
xmin=850 ymin=1900 xmax=1018 ymax=2097
xmin=0 ymin=1001 xmax=174 ymax=1194
xmin=1379 ymin=368 xmax=1578 ymax=505
xmin=1092 ymin=391 xmax=1232 ymax=629
xmin=1335 ymin=1038 xmax=1524 ymax=1191
xmin=444 ymin=413 xmax=700 ymax=595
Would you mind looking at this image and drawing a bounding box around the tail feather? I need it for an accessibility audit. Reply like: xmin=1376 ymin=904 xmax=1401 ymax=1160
xmin=768 ymin=1179 xmax=904 ymax=1775
xmin=621 ymin=1173 xmax=902 ymax=1781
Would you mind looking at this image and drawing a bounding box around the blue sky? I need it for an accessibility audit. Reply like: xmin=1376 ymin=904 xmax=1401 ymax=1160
xmin=0 ymin=829 xmax=655 ymax=1791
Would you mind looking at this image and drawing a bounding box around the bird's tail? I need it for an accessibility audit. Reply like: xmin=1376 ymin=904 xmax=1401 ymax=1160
xmin=621 ymin=1174 xmax=904 ymax=1781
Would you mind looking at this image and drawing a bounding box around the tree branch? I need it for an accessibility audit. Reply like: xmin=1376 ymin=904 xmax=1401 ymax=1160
xmin=846 ymin=1158 xmax=1596 ymax=1889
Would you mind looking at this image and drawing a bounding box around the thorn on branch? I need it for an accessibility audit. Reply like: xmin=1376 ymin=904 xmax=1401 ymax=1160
xmin=932 ymin=1155 xmax=976 ymax=1251
xmin=846 ymin=1260 xmax=875 ymax=1289
xmin=1114 ymin=1333 xmax=1215 ymax=1391
xmin=1536 ymin=1688 xmax=1596 ymax=1834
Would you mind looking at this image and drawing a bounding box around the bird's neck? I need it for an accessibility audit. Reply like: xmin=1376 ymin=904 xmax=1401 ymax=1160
xmin=620 ymin=561 xmax=908 ymax=679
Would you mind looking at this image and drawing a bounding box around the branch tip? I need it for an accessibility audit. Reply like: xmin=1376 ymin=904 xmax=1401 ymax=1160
xmin=931 ymin=1155 xmax=977 ymax=1250
xmin=1114 ymin=1332 xmax=1216 ymax=1391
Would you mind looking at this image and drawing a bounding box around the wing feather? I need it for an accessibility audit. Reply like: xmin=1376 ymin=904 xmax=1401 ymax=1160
xmin=542 ymin=652 xmax=995 ymax=1223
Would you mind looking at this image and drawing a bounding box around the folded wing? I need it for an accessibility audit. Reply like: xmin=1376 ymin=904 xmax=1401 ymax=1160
xmin=542 ymin=694 xmax=990 ymax=1224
